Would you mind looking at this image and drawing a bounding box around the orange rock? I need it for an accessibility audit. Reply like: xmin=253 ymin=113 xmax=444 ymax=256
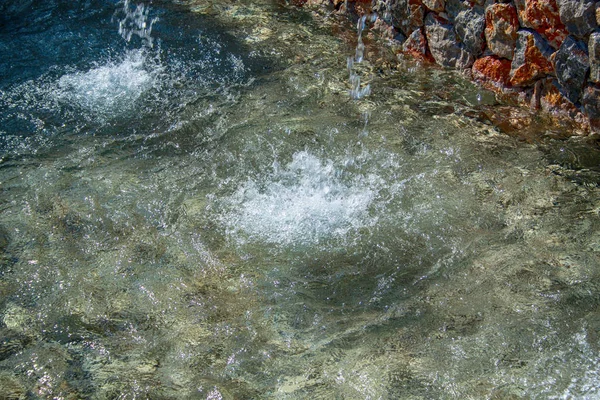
xmin=509 ymin=30 xmax=555 ymax=87
xmin=514 ymin=0 xmax=568 ymax=48
xmin=402 ymin=28 xmax=434 ymax=62
xmin=541 ymin=82 xmax=565 ymax=108
xmin=473 ymin=56 xmax=513 ymax=87
xmin=485 ymin=3 xmax=519 ymax=60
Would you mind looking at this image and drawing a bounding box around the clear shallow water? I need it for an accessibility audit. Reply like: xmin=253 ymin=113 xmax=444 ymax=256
xmin=1 ymin=0 xmax=600 ymax=399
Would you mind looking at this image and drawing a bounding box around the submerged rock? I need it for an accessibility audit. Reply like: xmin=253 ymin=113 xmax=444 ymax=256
xmin=485 ymin=3 xmax=520 ymax=60
xmin=0 ymin=372 xmax=26 ymax=400
xmin=554 ymin=35 xmax=590 ymax=105
xmin=0 ymin=226 xmax=9 ymax=254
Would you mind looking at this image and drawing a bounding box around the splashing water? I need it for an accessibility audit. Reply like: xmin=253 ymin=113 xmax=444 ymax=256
xmin=114 ymin=0 xmax=158 ymax=47
xmin=221 ymin=151 xmax=380 ymax=246
xmin=348 ymin=13 xmax=376 ymax=99
xmin=55 ymin=50 xmax=159 ymax=120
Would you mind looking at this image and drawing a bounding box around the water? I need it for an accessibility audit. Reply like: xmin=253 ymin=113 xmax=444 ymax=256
xmin=1 ymin=0 xmax=600 ymax=398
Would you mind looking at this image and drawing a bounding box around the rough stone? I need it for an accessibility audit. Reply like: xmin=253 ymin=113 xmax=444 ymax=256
xmin=556 ymin=0 xmax=597 ymax=38
xmin=444 ymin=0 xmax=465 ymax=20
xmin=485 ymin=3 xmax=520 ymax=59
xmin=590 ymin=32 xmax=600 ymax=83
xmin=554 ymin=35 xmax=589 ymax=104
xmin=425 ymin=13 xmax=475 ymax=69
xmin=390 ymin=0 xmax=426 ymax=36
xmin=514 ymin=0 xmax=568 ymax=48
xmin=403 ymin=28 xmax=433 ymax=61
xmin=472 ymin=55 xmax=513 ymax=86
xmin=423 ymin=0 xmax=446 ymax=12
xmin=454 ymin=6 xmax=486 ymax=57
xmin=582 ymin=85 xmax=600 ymax=132
xmin=597 ymin=2 xmax=600 ymax=26
xmin=510 ymin=29 xmax=555 ymax=86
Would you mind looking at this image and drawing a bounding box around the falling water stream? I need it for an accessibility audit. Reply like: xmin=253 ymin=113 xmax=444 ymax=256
xmin=1 ymin=0 xmax=600 ymax=398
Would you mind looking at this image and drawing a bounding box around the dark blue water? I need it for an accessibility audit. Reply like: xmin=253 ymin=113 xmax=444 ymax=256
xmin=0 ymin=0 xmax=259 ymax=154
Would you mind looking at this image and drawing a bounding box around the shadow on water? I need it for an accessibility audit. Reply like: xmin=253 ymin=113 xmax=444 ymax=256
xmin=0 ymin=0 xmax=275 ymax=163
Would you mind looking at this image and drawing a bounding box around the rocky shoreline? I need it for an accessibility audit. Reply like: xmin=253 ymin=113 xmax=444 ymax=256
xmin=300 ymin=0 xmax=600 ymax=135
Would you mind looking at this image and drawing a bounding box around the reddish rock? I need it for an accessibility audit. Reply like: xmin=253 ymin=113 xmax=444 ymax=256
xmin=423 ymin=0 xmax=445 ymax=12
xmin=597 ymin=2 xmax=600 ymax=26
xmin=473 ymin=56 xmax=513 ymax=87
xmin=391 ymin=0 xmax=426 ymax=36
xmin=513 ymin=0 xmax=568 ymax=48
xmin=485 ymin=3 xmax=520 ymax=60
xmin=510 ymin=30 xmax=555 ymax=87
xmin=403 ymin=28 xmax=434 ymax=61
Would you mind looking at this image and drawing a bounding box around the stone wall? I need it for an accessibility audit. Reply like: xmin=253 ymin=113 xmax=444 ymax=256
xmin=307 ymin=0 xmax=600 ymax=133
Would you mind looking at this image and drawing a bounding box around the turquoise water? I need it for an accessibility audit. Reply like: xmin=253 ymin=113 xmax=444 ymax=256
xmin=1 ymin=0 xmax=600 ymax=398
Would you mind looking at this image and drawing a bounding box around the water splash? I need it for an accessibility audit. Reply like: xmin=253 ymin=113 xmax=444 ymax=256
xmin=53 ymin=0 xmax=160 ymax=120
xmin=220 ymin=151 xmax=380 ymax=246
xmin=114 ymin=0 xmax=158 ymax=48
xmin=55 ymin=49 xmax=160 ymax=120
xmin=348 ymin=13 xmax=377 ymax=99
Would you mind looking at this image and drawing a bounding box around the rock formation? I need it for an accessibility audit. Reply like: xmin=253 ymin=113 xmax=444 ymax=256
xmin=302 ymin=0 xmax=600 ymax=134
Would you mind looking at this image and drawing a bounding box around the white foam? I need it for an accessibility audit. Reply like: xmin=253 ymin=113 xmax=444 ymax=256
xmin=222 ymin=151 xmax=379 ymax=246
xmin=56 ymin=50 xmax=158 ymax=120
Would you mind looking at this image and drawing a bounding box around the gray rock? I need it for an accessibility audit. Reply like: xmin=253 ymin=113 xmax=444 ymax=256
xmin=454 ymin=6 xmax=486 ymax=57
xmin=423 ymin=0 xmax=445 ymax=12
xmin=445 ymin=0 xmax=467 ymax=20
xmin=390 ymin=0 xmax=426 ymax=37
xmin=582 ymin=85 xmax=600 ymax=132
xmin=590 ymin=32 xmax=600 ymax=83
xmin=425 ymin=13 xmax=475 ymax=69
xmin=556 ymin=0 xmax=597 ymax=38
xmin=554 ymin=35 xmax=590 ymax=104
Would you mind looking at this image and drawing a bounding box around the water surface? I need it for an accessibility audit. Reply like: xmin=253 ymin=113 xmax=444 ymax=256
xmin=1 ymin=0 xmax=599 ymax=398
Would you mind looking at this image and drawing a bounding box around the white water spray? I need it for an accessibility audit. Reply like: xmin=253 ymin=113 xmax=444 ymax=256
xmin=54 ymin=0 xmax=160 ymax=119
xmin=56 ymin=50 xmax=159 ymax=119
xmin=348 ymin=13 xmax=377 ymax=99
xmin=221 ymin=151 xmax=381 ymax=246
xmin=114 ymin=0 xmax=158 ymax=48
